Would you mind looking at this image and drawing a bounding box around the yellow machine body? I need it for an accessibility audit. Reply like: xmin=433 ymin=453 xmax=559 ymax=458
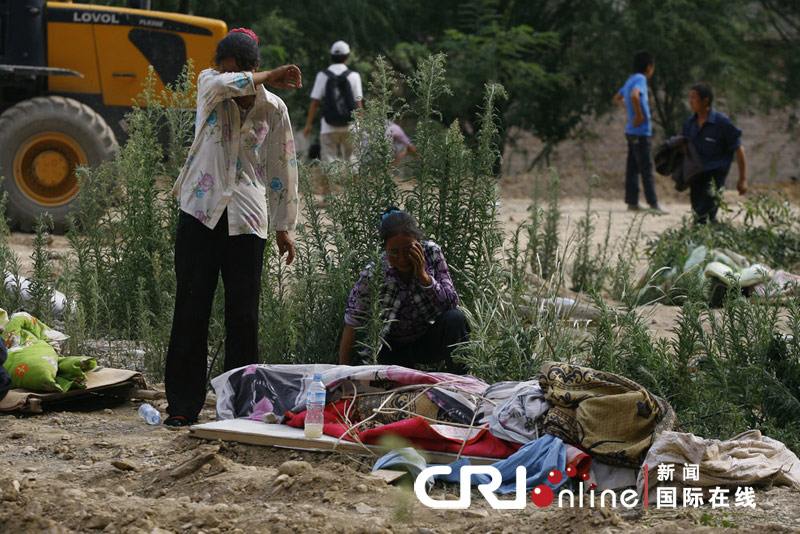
xmin=46 ymin=2 xmax=227 ymax=105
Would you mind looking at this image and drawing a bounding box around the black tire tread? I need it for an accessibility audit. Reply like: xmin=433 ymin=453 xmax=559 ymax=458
xmin=0 ymin=96 xmax=118 ymax=232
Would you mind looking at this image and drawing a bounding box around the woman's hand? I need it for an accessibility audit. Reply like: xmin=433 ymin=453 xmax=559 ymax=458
xmin=410 ymin=242 xmax=432 ymax=286
xmin=264 ymin=65 xmax=302 ymax=90
xmin=276 ymin=231 xmax=296 ymax=265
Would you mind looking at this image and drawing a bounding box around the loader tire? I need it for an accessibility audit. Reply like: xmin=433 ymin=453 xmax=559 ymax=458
xmin=0 ymin=96 xmax=118 ymax=233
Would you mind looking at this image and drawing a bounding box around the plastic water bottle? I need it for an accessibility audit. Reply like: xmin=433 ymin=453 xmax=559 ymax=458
xmin=304 ymin=373 xmax=326 ymax=439
xmin=138 ymin=403 xmax=161 ymax=425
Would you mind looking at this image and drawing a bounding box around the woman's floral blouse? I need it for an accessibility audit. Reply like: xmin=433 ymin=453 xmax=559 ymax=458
xmin=172 ymin=68 xmax=299 ymax=238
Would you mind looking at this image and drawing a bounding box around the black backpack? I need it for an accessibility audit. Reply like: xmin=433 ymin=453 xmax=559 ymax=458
xmin=321 ymin=68 xmax=357 ymax=127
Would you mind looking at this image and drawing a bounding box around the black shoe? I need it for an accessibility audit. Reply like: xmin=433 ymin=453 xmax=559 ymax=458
xmin=164 ymin=415 xmax=197 ymax=427
xmin=627 ymin=204 xmax=641 ymax=211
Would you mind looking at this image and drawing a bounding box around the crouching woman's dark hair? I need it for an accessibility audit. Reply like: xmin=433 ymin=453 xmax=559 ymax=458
xmin=379 ymin=207 xmax=423 ymax=244
xmin=215 ymin=32 xmax=260 ymax=71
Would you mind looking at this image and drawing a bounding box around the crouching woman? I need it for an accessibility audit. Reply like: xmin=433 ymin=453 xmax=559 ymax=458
xmin=338 ymin=208 xmax=468 ymax=373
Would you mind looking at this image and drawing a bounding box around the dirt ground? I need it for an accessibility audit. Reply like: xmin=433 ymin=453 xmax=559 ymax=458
xmin=2 ymin=400 xmax=800 ymax=533
xmin=2 ymin=185 xmax=799 ymax=533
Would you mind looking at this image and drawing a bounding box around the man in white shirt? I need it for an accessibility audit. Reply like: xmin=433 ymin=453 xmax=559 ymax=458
xmin=303 ymin=40 xmax=363 ymax=163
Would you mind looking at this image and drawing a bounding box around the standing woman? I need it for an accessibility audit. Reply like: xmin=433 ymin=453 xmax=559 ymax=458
xmin=338 ymin=208 xmax=469 ymax=373
xmin=164 ymin=29 xmax=302 ymax=426
xmin=682 ymin=83 xmax=748 ymax=223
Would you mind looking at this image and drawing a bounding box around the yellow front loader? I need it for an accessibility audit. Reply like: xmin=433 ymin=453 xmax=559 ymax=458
xmin=0 ymin=0 xmax=226 ymax=231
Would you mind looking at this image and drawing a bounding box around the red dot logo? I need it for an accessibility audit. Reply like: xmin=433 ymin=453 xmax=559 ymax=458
xmin=531 ymin=484 xmax=554 ymax=508
xmin=566 ymin=465 xmax=578 ymax=478
xmin=547 ymin=469 xmax=563 ymax=484
xmin=580 ymin=472 xmax=590 ymax=481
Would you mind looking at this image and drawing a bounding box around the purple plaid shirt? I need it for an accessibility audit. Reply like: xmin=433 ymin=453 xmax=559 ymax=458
xmin=344 ymin=240 xmax=459 ymax=344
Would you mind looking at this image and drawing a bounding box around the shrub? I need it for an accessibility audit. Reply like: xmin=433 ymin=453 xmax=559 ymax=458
xmin=642 ymin=193 xmax=800 ymax=306
xmin=57 ymin=66 xmax=194 ymax=373
xmin=570 ymin=176 xmax=613 ymax=294
xmin=0 ymin=187 xmax=24 ymax=313
xmin=1 ymin=55 xmax=796 ymax=453
xmin=28 ymin=213 xmax=54 ymax=323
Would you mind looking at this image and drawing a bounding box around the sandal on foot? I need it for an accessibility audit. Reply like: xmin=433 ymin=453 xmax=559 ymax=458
xmin=164 ymin=415 xmax=197 ymax=427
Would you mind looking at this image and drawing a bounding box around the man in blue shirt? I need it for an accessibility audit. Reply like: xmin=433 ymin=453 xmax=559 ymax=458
xmin=615 ymin=51 xmax=665 ymax=214
xmin=681 ymin=83 xmax=748 ymax=224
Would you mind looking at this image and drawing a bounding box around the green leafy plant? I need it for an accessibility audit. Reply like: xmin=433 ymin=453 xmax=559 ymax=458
xmin=11 ymin=49 xmax=796 ymax=455
xmin=28 ymin=213 xmax=54 ymax=323
xmin=570 ymin=176 xmax=613 ymax=294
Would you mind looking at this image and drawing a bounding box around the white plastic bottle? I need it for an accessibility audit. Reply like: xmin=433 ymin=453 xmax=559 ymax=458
xmin=138 ymin=403 xmax=161 ymax=425
xmin=304 ymin=373 xmax=326 ymax=439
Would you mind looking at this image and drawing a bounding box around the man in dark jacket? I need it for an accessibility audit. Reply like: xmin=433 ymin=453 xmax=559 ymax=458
xmin=682 ymin=83 xmax=748 ymax=223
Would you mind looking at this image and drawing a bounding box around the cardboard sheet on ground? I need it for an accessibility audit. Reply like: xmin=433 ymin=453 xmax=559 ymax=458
xmin=190 ymin=418 xmax=496 ymax=465
xmin=0 ymin=367 xmax=144 ymax=413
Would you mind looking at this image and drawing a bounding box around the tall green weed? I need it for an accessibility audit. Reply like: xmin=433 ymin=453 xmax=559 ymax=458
xmin=0 ymin=55 xmax=796 ymax=453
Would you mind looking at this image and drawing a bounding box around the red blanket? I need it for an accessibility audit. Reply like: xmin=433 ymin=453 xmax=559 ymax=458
xmin=284 ymin=400 xmax=519 ymax=458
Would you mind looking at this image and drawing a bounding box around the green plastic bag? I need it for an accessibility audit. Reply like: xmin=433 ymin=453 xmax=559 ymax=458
xmin=2 ymin=311 xmax=68 ymax=349
xmin=3 ymin=340 xmax=62 ymax=392
xmin=58 ymin=356 xmax=97 ymax=389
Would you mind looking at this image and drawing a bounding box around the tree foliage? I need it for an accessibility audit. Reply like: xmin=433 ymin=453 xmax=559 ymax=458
xmin=94 ymin=0 xmax=799 ymax=159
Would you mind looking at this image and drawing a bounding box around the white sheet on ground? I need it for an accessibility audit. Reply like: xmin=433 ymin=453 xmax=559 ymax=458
xmin=637 ymin=429 xmax=800 ymax=503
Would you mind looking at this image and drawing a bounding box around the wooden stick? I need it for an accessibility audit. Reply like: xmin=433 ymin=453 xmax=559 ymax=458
xmin=167 ymin=447 xmax=220 ymax=479
xmin=131 ymin=389 xmax=165 ymax=401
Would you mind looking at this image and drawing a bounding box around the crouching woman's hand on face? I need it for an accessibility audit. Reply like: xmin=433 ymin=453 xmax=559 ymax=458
xmin=410 ymin=242 xmax=432 ymax=286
